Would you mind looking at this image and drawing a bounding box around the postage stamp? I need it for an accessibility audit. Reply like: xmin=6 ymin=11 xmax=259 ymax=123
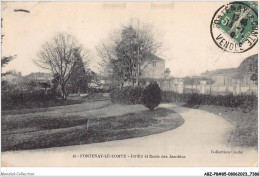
xmin=210 ymin=1 xmax=258 ymax=53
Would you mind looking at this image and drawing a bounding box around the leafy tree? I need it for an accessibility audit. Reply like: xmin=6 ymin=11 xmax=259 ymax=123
xmin=1 ymin=56 xmax=15 ymax=77
xmin=85 ymin=70 xmax=99 ymax=89
xmin=25 ymin=80 xmax=38 ymax=92
xmin=238 ymin=54 xmax=258 ymax=85
xmin=50 ymin=73 xmax=61 ymax=96
xmin=66 ymin=49 xmax=88 ymax=94
xmin=39 ymin=82 xmax=51 ymax=93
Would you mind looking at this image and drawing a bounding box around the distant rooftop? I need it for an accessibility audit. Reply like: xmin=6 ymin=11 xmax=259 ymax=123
xmin=201 ymin=54 xmax=258 ymax=78
xmin=25 ymin=72 xmax=52 ymax=78
xmin=150 ymin=54 xmax=164 ymax=62
xmin=201 ymin=68 xmax=237 ymax=77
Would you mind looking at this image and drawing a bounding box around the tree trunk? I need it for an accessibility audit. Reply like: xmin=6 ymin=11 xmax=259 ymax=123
xmin=61 ymin=84 xmax=67 ymax=100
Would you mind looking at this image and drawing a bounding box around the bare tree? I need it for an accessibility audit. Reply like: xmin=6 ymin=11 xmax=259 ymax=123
xmin=34 ymin=33 xmax=89 ymax=99
xmin=96 ymin=19 xmax=161 ymax=87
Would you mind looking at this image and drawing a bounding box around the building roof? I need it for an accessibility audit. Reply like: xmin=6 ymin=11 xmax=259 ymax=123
xmin=150 ymin=54 xmax=165 ymax=62
xmin=25 ymin=72 xmax=53 ymax=81
xmin=25 ymin=72 xmax=52 ymax=78
xmin=201 ymin=54 xmax=258 ymax=79
xmin=201 ymin=68 xmax=237 ymax=77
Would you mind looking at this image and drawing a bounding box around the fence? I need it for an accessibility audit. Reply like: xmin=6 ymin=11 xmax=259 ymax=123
xmin=157 ymin=79 xmax=258 ymax=96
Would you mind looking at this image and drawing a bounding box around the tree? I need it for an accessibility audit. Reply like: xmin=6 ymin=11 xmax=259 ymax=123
xmin=66 ymin=50 xmax=88 ymax=94
xmin=50 ymin=73 xmax=61 ymax=96
xmin=25 ymin=80 xmax=38 ymax=92
xmin=34 ymin=33 xmax=90 ymax=99
xmin=1 ymin=18 xmax=15 ymax=77
xmin=1 ymin=56 xmax=15 ymax=77
xmin=142 ymin=82 xmax=161 ymax=111
xmin=97 ymin=19 xmax=161 ymax=87
xmin=39 ymin=82 xmax=51 ymax=93
xmin=238 ymin=54 xmax=258 ymax=85
xmin=1 ymin=18 xmax=16 ymax=92
xmin=85 ymin=70 xmax=99 ymax=89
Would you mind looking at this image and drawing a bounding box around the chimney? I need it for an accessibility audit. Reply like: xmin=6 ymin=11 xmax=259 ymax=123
xmin=164 ymin=68 xmax=171 ymax=79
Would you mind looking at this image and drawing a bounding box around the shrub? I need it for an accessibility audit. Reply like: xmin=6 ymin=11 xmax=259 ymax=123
xmin=162 ymin=91 xmax=192 ymax=103
xmin=162 ymin=91 xmax=257 ymax=112
xmin=2 ymin=90 xmax=56 ymax=110
xmin=110 ymin=86 xmax=144 ymax=105
xmin=142 ymin=82 xmax=161 ymax=111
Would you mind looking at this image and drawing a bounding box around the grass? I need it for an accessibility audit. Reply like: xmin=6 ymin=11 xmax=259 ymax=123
xmin=2 ymin=104 xmax=184 ymax=151
xmin=1 ymin=93 xmax=112 ymax=115
xmin=2 ymin=100 xmax=111 ymax=116
xmin=185 ymin=104 xmax=258 ymax=148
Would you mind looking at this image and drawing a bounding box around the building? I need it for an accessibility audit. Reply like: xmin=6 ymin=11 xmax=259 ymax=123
xmin=3 ymin=71 xmax=23 ymax=85
xmin=25 ymin=72 xmax=53 ymax=82
xmin=159 ymin=54 xmax=258 ymax=96
xmin=141 ymin=54 xmax=166 ymax=79
xmin=200 ymin=54 xmax=257 ymax=95
xmin=100 ymin=54 xmax=169 ymax=88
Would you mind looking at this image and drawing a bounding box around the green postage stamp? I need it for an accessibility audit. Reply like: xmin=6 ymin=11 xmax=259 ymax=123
xmin=211 ymin=1 xmax=258 ymax=53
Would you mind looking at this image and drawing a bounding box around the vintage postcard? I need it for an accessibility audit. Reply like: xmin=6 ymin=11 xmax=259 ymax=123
xmin=1 ymin=1 xmax=258 ymax=170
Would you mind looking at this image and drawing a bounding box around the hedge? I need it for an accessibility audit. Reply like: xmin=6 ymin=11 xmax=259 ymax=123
xmin=162 ymin=91 xmax=257 ymax=112
xmin=2 ymin=90 xmax=56 ymax=110
xmin=110 ymin=86 xmax=144 ymax=105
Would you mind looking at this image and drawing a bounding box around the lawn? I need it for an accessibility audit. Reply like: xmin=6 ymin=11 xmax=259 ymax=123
xmin=187 ymin=105 xmax=258 ymax=148
xmin=2 ymin=102 xmax=184 ymax=151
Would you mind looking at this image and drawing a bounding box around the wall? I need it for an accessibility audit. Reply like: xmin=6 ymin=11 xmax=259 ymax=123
xmin=141 ymin=60 xmax=165 ymax=79
xmin=158 ymin=78 xmax=258 ymax=96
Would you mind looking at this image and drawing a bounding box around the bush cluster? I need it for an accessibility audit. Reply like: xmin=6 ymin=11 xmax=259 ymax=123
xmin=2 ymin=90 xmax=56 ymax=110
xmin=162 ymin=91 xmax=192 ymax=103
xmin=110 ymin=83 xmax=162 ymax=111
xmin=162 ymin=91 xmax=257 ymax=112
xmin=142 ymin=82 xmax=161 ymax=111
xmin=110 ymin=86 xmax=144 ymax=104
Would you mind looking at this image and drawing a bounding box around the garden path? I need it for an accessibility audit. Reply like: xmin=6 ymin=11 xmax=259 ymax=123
xmin=2 ymin=104 xmax=257 ymax=166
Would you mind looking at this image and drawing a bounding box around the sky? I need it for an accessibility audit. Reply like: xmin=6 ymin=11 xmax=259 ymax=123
xmin=1 ymin=1 xmax=258 ymax=77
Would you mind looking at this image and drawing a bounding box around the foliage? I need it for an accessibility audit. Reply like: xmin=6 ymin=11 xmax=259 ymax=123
xmin=2 ymin=90 xmax=54 ymax=110
xmin=238 ymin=54 xmax=258 ymax=84
xmin=50 ymin=73 xmax=61 ymax=96
xmin=110 ymin=86 xmax=144 ymax=104
xmin=162 ymin=91 xmax=257 ymax=112
xmin=162 ymin=91 xmax=192 ymax=103
xmin=24 ymin=80 xmax=38 ymax=92
xmin=142 ymin=82 xmax=161 ymax=111
xmin=38 ymin=82 xmax=51 ymax=92
xmin=1 ymin=56 xmax=16 ymax=77
xmin=2 ymin=90 xmax=84 ymax=110
xmin=66 ymin=52 xmax=87 ymax=94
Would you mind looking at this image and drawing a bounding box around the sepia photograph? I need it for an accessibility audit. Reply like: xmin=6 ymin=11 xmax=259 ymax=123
xmin=1 ymin=1 xmax=258 ymax=170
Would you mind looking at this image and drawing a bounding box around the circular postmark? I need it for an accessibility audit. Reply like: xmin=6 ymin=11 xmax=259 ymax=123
xmin=210 ymin=1 xmax=258 ymax=53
